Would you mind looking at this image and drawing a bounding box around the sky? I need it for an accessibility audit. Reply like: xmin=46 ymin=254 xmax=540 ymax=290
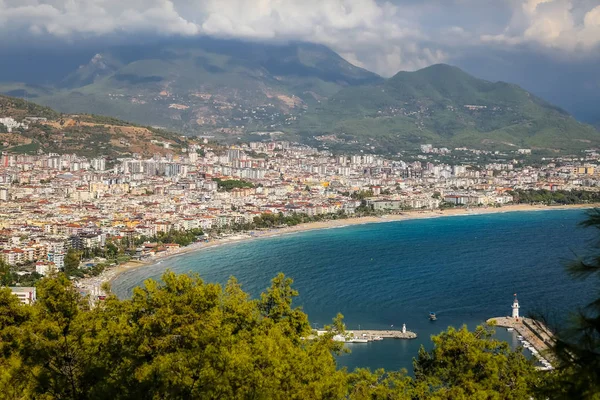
xmin=1 ymin=0 xmax=599 ymax=122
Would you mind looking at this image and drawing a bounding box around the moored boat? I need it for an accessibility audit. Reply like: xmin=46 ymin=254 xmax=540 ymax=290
xmin=347 ymin=338 xmax=369 ymax=343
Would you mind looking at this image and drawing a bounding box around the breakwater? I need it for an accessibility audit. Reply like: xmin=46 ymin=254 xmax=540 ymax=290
xmin=315 ymin=329 xmax=417 ymax=343
xmin=346 ymin=329 xmax=417 ymax=340
xmin=487 ymin=317 xmax=555 ymax=369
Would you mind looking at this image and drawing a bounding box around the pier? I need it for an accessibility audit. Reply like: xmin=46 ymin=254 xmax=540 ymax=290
xmin=487 ymin=316 xmax=556 ymax=367
xmin=487 ymin=294 xmax=556 ymax=370
xmin=315 ymin=329 xmax=417 ymax=342
xmin=347 ymin=329 xmax=417 ymax=340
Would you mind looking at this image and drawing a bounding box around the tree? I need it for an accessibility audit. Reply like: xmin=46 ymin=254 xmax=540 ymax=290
xmin=0 ymin=260 xmax=17 ymax=286
xmin=105 ymin=241 xmax=119 ymax=258
xmin=64 ymin=249 xmax=82 ymax=277
xmin=540 ymin=208 xmax=600 ymax=399
xmin=0 ymin=287 xmax=33 ymax=398
xmin=0 ymin=272 xmax=350 ymax=399
xmin=0 ymin=271 xmax=543 ymax=399
xmin=413 ymin=324 xmax=539 ymax=399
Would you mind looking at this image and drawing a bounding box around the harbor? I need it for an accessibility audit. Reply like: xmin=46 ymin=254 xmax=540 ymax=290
xmin=487 ymin=294 xmax=556 ymax=370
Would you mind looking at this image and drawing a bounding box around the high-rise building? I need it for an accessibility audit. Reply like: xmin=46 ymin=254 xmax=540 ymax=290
xmin=91 ymin=158 xmax=106 ymax=171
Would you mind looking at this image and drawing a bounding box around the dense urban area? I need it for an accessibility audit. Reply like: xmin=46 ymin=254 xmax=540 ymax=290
xmin=3 ymin=128 xmax=600 ymax=296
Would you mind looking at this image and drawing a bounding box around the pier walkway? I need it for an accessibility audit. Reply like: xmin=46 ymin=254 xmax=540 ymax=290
xmin=487 ymin=316 xmax=556 ymax=365
xmin=348 ymin=329 xmax=417 ymax=340
xmin=315 ymin=329 xmax=417 ymax=342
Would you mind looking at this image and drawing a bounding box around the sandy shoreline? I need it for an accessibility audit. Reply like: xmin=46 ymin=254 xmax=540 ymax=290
xmin=77 ymin=203 xmax=599 ymax=292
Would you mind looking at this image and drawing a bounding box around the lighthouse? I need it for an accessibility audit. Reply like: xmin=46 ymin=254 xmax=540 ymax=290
xmin=511 ymin=293 xmax=520 ymax=319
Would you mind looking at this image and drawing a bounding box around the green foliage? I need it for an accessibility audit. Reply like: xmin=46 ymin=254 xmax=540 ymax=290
xmin=1 ymin=41 xmax=380 ymax=136
xmin=134 ymin=228 xmax=204 ymax=247
xmin=0 ymin=272 xmax=350 ymax=399
xmin=64 ymin=249 xmax=83 ymax=278
xmin=0 ymin=260 xmax=17 ymax=286
xmin=0 ymin=270 xmax=547 ymax=399
xmin=511 ymin=189 xmax=600 ymax=205
xmin=0 ymin=94 xmax=60 ymax=120
xmin=292 ymin=64 xmax=600 ymax=153
xmin=0 ymin=261 xmax=40 ymax=287
xmin=0 ymin=93 xmax=188 ymax=157
xmin=413 ymin=325 xmax=539 ymax=399
xmin=213 ymin=178 xmax=254 ymax=192
xmin=540 ymin=208 xmax=600 ymax=399
xmin=351 ymin=190 xmax=374 ymax=200
xmin=250 ymin=211 xmax=348 ymax=229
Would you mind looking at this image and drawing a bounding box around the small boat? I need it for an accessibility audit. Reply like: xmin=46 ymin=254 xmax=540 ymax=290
xmin=347 ymin=338 xmax=369 ymax=343
xmin=517 ymin=335 xmax=523 ymax=340
xmin=429 ymin=312 xmax=437 ymax=321
xmin=507 ymin=328 xmax=514 ymax=332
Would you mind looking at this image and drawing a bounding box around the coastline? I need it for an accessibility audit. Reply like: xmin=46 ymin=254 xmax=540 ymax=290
xmin=78 ymin=203 xmax=598 ymax=292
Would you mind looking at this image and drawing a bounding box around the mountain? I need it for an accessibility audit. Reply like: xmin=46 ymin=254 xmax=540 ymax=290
xmin=1 ymin=39 xmax=597 ymax=154
xmin=0 ymin=38 xmax=381 ymax=135
xmin=291 ymin=64 xmax=600 ymax=153
xmin=0 ymin=95 xmax=190 ymax=157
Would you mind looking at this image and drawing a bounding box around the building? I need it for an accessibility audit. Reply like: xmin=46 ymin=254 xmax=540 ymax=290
xmin=9 ymin=287 xmax=36 ymax=305
xmin=91 ymin=157 xmax=106 ymax=171
xmin=0 ymin=117 xmax=28 ymax=133
xmin=47 ymin=252 xmax=65 ymax=270
xmin=367 ymin=199 xmax=404 ymax=211
xmin=36 ymin=261 xmax=57 ymax=276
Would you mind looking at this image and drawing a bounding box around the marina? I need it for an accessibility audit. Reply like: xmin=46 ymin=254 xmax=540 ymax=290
xmin=487 ymin=295 xmax=556 ymax=370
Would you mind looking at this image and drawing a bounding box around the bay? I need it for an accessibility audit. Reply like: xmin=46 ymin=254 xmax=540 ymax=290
xmin=112 ymin=209 xmax=598 ymax=372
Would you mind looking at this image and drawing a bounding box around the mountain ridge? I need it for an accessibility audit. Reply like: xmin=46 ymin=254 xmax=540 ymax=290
xmin=0 ymin=39 xmax=597 ymax=153
xmin=290 ymin=63 xmax=598 ymax=153
xmin=0 ymin=94 xmax=190 ymax=157
xmin=0 ymin=38 xmax=381 ymax=135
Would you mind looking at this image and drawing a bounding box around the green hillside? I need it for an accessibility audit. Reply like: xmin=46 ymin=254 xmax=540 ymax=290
xmin=0 ymin=39 xmax=381 ymax=135
xmin=0 ymin=94 xmax=190 ymax=157
xmin=292 ymin=64 xmax=599 ymax=153
xmin=2 ymin=43 xmax=597 ymax=154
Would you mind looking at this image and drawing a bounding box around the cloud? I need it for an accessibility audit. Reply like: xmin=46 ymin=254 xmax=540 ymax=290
xmin=0 ymin=0 xmax=448 ymax=75
xmin=0 ymin=0 xmax=598 ymax=76
xmin=0 ymin=0 xmax=200 ymax=37
xmin=481 ymin=0 xmax=600 ymax=53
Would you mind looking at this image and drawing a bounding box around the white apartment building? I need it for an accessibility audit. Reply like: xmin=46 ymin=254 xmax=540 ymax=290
xmin=9 ymin=287 xmax=36 ymax=305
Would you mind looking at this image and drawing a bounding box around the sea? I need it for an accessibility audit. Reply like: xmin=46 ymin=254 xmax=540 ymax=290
xmin=112 ymin=209 xmax=598 ymax=373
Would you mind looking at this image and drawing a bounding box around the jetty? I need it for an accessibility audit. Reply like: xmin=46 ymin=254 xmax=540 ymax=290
xmin=488 ymin=294 xmax=556 ymax=369
xmin=347 ymin=329 xmax=417 ymax=340
xmin=314 ymin=327 xmax=417 ymax=343
xmin=488 ymin=317 xmax=554 ymax=351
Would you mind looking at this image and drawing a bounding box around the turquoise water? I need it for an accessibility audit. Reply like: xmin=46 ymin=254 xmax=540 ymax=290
xmin=112 ymin=209 xmax=598 ymax=372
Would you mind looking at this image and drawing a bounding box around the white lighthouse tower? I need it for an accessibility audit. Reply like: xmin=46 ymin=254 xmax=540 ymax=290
xmin=511 ymin=293 xmax=520 ymax=320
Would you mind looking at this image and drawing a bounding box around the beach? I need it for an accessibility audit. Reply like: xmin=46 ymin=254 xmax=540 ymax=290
xmin=77 ymin=203 xmax=598 ymax=293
